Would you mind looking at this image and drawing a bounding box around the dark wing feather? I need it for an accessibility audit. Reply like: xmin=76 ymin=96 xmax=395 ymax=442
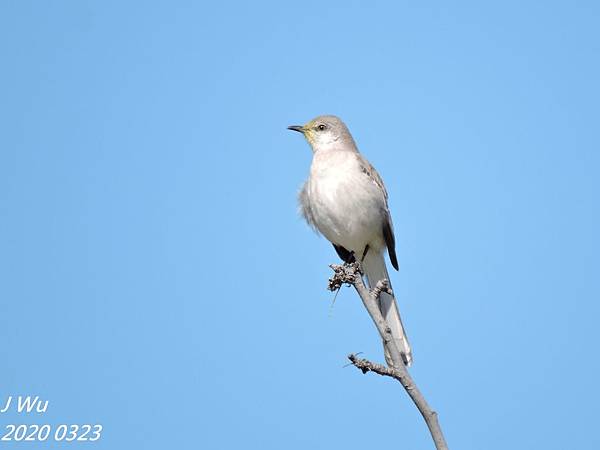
xmin=383 ymin=217 xmax=399 ymax=270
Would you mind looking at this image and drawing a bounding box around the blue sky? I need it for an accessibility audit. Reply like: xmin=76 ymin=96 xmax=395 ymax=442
xmin=1 ymin=1 xmax=599 ymax=449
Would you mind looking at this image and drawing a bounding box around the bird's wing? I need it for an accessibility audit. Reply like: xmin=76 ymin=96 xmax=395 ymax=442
xmin=355 ymin=153 xmax=389 ymax=201
xmin=355 ymin=154 xmax=399 ymax=270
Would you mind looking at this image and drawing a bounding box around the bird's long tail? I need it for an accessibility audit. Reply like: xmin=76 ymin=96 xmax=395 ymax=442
xmin=362 ymin=250 xmax=413 ymax=367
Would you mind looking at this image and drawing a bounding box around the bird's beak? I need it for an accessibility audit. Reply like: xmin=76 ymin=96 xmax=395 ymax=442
xmin=287 ymin=125 xmax=304 ymax=133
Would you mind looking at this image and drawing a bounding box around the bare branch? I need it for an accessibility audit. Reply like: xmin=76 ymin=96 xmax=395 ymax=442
xmin=329 ymin=262 xmax=449 ymax=450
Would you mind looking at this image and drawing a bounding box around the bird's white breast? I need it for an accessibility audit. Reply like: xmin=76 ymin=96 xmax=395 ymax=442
xmin=307 ymin=150 xmax=386 ymax=253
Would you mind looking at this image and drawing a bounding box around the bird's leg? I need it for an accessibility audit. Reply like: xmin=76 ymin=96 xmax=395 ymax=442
xmin=361 ymin=244 xmax=370 ymax=262
xmin=347 ymin=251 xmax=357 ymax=264
xmin=333 ymin=243 xmax=356 ymax=264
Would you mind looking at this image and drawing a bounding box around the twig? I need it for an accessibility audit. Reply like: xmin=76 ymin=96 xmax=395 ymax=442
xmin=329 ymin=262 xmax=449 ymax=450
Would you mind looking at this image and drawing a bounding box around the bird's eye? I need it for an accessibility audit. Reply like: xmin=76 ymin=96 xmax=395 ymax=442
xmin=317 ymin=124 xmax=326 ymax=131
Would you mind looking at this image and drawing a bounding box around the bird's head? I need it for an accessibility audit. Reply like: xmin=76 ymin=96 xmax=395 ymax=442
xmin=288 ymin=115 xmax=356 ymax=152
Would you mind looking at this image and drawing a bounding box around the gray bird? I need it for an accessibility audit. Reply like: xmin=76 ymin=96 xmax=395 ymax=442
xmin=289 ymin=115 xmax=412 ymax=366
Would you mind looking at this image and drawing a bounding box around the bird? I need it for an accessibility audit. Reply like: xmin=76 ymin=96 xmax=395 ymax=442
xmin=288 ymin=115 xmax=412 ymax=367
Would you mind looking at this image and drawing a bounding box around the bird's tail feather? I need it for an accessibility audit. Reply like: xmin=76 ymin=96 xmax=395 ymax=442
xmin=362 ymin=251 xmax=413 ymax=367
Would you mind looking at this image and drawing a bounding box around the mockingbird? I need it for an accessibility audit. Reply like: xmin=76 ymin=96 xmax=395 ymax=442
xmin=289 ymin=115 xmax=412 ymax=367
